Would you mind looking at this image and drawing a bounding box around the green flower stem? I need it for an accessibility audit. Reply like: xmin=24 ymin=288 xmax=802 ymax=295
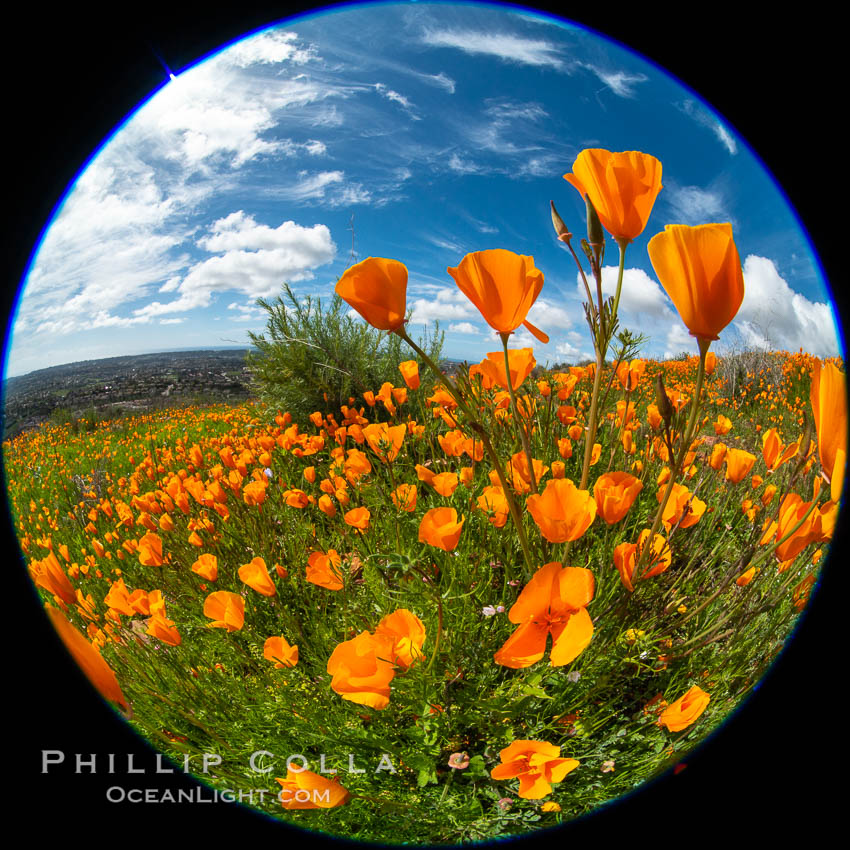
xmin=395 ymin=326 xmax=535 ymax=579
xmin=578 ymin=358 xmax=604 ymax=491
xmin=634 ymin=339 xmax=709 ymax=577
xmin=611 ymin=237 xmax=629 ymax=323
xmin=500 ymin=331 xmax=538 ymax=492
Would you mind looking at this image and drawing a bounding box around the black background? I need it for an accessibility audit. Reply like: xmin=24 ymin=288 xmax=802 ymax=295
xmin=4 ymin=1 xmax=843 ymax=844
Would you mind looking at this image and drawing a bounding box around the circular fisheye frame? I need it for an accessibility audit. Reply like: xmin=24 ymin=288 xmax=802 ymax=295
xmin=4 ymin=2 xmax=843 ymax=844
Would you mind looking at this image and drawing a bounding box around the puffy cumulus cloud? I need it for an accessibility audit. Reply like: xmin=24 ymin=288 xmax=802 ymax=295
xmin=572 ymin=265 xmax=678 ymax=351
xmin=555 ymin=336 xmax=594 ymax=363
xmin=526 ymin=299 xmax=575 ymax=332
xmin=409 ymin=287 xmax=477 ymax=324
xmin=729 ymin=255 xmax=840 ymax=357
xmin=448 ymin=322 xmax=481 ymax=335
xmin=134 ymin=212 xmax=336 ymax=319
xmin=8 ymin=27 xmax=336 ymax=372
xmin=663 ymin=323 xmax=696 ymax=359
xmin=421 ymin=29 xmax=565 ymax=70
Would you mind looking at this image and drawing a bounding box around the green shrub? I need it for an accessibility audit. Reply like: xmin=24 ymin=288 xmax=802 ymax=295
xmin=247 ymin=283 xmax=444 ymax=422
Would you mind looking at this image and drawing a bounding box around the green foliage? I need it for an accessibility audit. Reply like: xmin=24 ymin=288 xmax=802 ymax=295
xmin=247 ymin=284 xmax=444 ymax=422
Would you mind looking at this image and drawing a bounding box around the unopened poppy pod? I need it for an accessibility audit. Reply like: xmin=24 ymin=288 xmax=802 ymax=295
xmin=335 ymin=257 xmax=408 ymax=331
xmin=648 ymin=223 xmax=744 ymax=342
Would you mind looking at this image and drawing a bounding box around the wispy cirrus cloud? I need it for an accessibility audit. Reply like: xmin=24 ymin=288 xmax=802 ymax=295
xmin=421 ymin=28 xmax=566 ymax=69
xmin=676 ymin=99 xmax=738 ymax=155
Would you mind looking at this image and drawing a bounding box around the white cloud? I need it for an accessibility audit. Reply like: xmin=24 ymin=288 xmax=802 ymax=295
xmin=555 ymin=339 xmax=593 ymax=362
xmin=449 ymin=322 xmax=481 ymax=335
xmin=663 ymin=324 xmax=696 ymax=359
xmin=526 ymin=299 xmax=574 ymax=331
xmin=448 ymin=153 xmax=484 ymax=174
xmin=582 ymin=65 xmax=648 ymax=97
xmin=421 ymin=29 xmax=565 ymax=70
xmin=427 ymin=72 xmax=456 ymax=93
xmin=409 ymin=287 xmax=477 ymax=324
xmin=159 ymin=318 xmax=185 ymax=325
xmin=665 ymin=184 xmax=728 ymax=225
xmin=134 ymin=212 xmax=336 ymax=318
xmin=220 ymin=30 xmax=318 ymax=68
xmin=730 ymin=255 xmax=839 ymax=357
xmin=677 ymin=100 xmax=738 ymax=155
xmin=374 ymin=83 xmax=418 ymax=116
xmin=276 ymin=170 xmax=345 ymax=200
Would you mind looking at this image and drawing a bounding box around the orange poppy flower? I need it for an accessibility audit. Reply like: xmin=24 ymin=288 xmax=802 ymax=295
xmin=239 ymin=557 xmax=277 ymax=597
xmin=146 ymin=613 xmax=182 ymax=647
xmin=658 ymin=685 xmax=710 ymax=732
xmin=490 ymin=739 xmax=579 ymax=799
xmin=613 ymin=530 xmax=672 ymax=592
xmin=318 ymin=494 xmax=336 ymax=517
xmin=810 ymin=359 xmax=847 ymax=502
xmin=190 ymin=553 xmax=218 ymax=582
xmin=283 ymin=489 xmax=310 ymax=509
xmin=374 ymin=608 xmax=426 ymax=669
xmin=306 ymin=550 xmax=344 ymax=591
xmin=32 ymin=551 xmax=76 ymax=605
xmin=616 ymin=359 xmax=646 ymax=391
xmin=203 ymin=591 xmax=245 ymax=632
xmin=593 ymin=471 xmax=643 ymax=524
xmin=504 ymin=451 xmax=549 ymax=495
xmin=398 ymin=360 xmax=420 ymax=390
xmin=138 ymin=533 xmax=164 ymax=567
xmin=477 ymin=486 xmax=510 ymax=528
xmin=418 ymin=507 xmax=465 ymax=551
xmin=475 ymin=348 xmax=537 ymax=391
xmin=431 ymin=472 xmax=459 ymax=497
xmin=725 ymin=448 xmax=756 ymax=484
xmin=761 ymin=428 xmax=799 ymax=471
xmin=647 ymin=223 xmax=745 ymax=342
xmin=658 ymin=483 xmax=706 ymax=531
xmin=276 ymin=769 xmax=350 ymax=809
xmin=771 ymin=494 xmax=824 ymax=562
xmin=713 ymin=415 xmax=732 ymax=435
xmin=242 ymin=479 xmax=268 ymax=506
xmin=46 ymin=606 xmax=128 ymax=709
xmin=362 ymin=422 xmax=406 ymax=464
xmin=343 ymin=506 xmax=371 ymax=530
xmin=326 ymin=630 xmax=396 ymax=709
xmin=708 ymin=443 xmax=727 ymax=471
xmin=335 ymin=257 xmax=408 ymax=331
xmin=447 ymin=249 xmax=548 ymax=342
xmin=563 ymin=148 xmax=662 ymax=242
xmin=391 ymin=483 xmax=417 ymax=512
xmin=494 ymin=561 xmax=595 ymax=668
xmin=526 ymin=479 xmax=596 ymax=543
xmin=264 ymin=636 xmax=299 ymax=668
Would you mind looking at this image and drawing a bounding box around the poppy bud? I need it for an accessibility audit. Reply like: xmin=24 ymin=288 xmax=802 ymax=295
xmin=655 ymin=375 xmax=673 ymax=426
xmin=584 ymin=194 xmax=604 ymax=248
xmin=550 ymin=200 xmax=571 ymax=242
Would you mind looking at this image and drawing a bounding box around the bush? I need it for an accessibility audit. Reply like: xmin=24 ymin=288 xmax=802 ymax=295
xmin=247 ymin=284 xmax=444 ymax=422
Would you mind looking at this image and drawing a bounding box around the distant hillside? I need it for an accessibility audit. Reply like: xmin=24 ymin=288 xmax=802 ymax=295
xmin=2 ymin=349 xmax=257 ymax=439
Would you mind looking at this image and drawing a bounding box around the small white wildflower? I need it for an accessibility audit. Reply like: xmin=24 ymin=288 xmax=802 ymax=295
xmin=482 ymin=605 xmax=497 ymax=617
xmin=566 ymin=670 xmax=581 ymax=683
xmin=264 ymin=468 xmax=273 ymax=479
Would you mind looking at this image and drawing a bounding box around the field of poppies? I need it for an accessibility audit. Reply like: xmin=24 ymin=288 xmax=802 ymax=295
xmin=6 ymin=149 xmax=845 ymax=845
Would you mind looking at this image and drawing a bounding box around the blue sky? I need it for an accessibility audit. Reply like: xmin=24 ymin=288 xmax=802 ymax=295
xmin=4 ymin=1 xmax=841 ymax=378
